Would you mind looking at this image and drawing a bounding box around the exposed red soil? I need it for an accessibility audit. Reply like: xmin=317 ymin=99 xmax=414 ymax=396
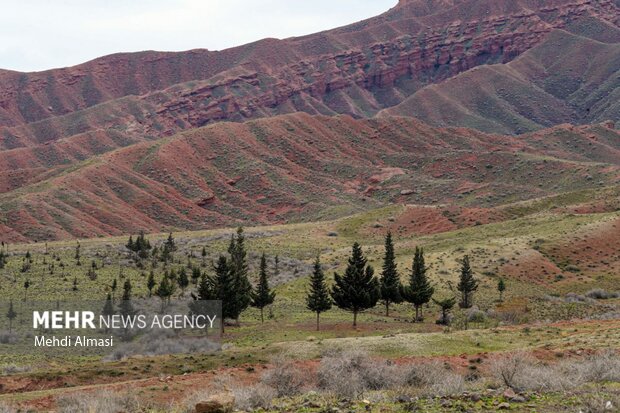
xmin=541 ymin=217 xmax=620 ymax=277
xmin=1 ymin=113 xmax=618 ymax=242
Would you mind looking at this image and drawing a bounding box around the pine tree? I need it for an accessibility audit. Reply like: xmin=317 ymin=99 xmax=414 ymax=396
xmin=210 ymin=255 xmax=238 ymax=333
xmin=6 ymin=301 xmax=17 ymax=333
xmin=251 ymin=253 xmax=276 ymax=323
xmin=189 ymin=272 xmax=216 ymax=334
xmin=72 ymin=277 xmax=78 ymax=291
xmin=23 ymin=279 xmax=31 ymax=302
xmin=306 ymin=255 xmax=331 ymax=331
xmin=101 ymin=293 xmax=115 ymax=333
xmin=74 ymin=242 xmax=81 ymax=265
xmin=161 ymin=233 xmax=177 ymax=263
xmin=119 ymin=279 xmax=135 ymax=318
xmin=147 ymin=271 xmax=156 ymax=297
xmin=457 ymin=255 xmax=478 ymax=309
xmin=433 ymin=297 xmax=456 ymax=325
xmin=178 ymin=267 xmax=189 ymax=293
xmin=497 ymin=278 xmax=506 ymax=302
xmin=126 ymin=235 xmax=134 ymax=251
xmin=111 ymin=278 xmax=118 ymax=302
xmin=228 ymin=227 xmax=252 ymax=324
xmin=156 ymin=274 xmax=174 ymax=309
xmin=331 ymin=242 xmax=380 ymax=327
xmin=402 ymin=247 xmax=434 ymax=322
xmin=380 ymin=232 xmax=402 ymax=316
xmin=191 ymin=267 xmax=201 ymax=285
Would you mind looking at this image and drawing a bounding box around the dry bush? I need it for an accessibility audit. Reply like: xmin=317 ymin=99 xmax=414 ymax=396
xmin=0 ymin=403 xmax=15 ymax=413
xmin=0 ymin=332 xmax=18 ymax=345
xmin=56 ymin=390 xmax=141 ymax=413
xmin=233 ymin=384 xmax=277 ymax=411
xmin=179 ymin=389 xmax=214 ymax=413
xmin=570 ymin=351 xmax=620 ymax=384
xmin=317 ymin=349 xmax=402 ymax=398
xmin=491 ymin=351 xmax=620 ymax=393
xmin=579 ymin=392 xmax=619 ymax=413
xmin=261 ymin=355 xmax=307 ymax=397
xmin=403 ymin=361 xmax=465 ymax=396
xmin=586 ymin=289 xmax=620 ymax=300
xmin=103 ymin=329 xmax=220 ymax=361
xmin=1 ymin=364 xmax=31 ymax=376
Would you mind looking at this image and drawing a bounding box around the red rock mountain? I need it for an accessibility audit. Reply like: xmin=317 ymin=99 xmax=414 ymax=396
xmin=1 ymin=0 xmax=619 ymax=241
xmin=1 ymin=0 xmax=618 ymax=150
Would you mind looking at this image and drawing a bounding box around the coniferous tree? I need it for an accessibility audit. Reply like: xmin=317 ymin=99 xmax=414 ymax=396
xmin=0 ymin=250 xmax=6 ymax=269
xmin=497 ymin=278 xmax=506 ymax=302
xmin=457 ymin=255 xmax=478 ymax=309
xmin=119 ymin=279 xmax=135 ymax=318
xmin=331 ymin=242 xmax=380 ymax=327
xmin=228 ymin=227 xmax=252 ymax=324
xmin=102 ymin=293 xmax=115 ymax=333
xmin=126 ymin=235 xmax=134 ymax=251
xmin=74 ymin=242 xmax=81 ymax=265
xmin=306 ymin=255 xmax=331 ymax=331
xmin=156 ymin=274 xmax=174 ymax=309
xmin=72 ymin=277 xmax=78 ymax=291
xmin=251 ymin=253 xmax=275 ymax=323
xmin=380 ymin=232 xmax=402 ymax=316
xmin=147 ymin=271 xmax=156 ymax=297
xmin=402 ymin=247 xmax=434 ymax=322
xmin=433 ymin=297 xmax=456 ymax=325
xmin=211 ymin=255 xmax=238 ymax=333
xmin=6 ymin=300 xmax=16 ymax=333
xmin=189 ymin=272 xmax=216 ymax=334
xmin=111 ymin=278 xmax=118 ymax=302
xmin=191 ymin=267 xmax=201 ymax=285
xmin=178 ymin=267 xmax=189 ymax=293
xmin=23 ymin=279 xmax=31 ymax=302
xmin=161 ymin=233 xmax=177 ymax=263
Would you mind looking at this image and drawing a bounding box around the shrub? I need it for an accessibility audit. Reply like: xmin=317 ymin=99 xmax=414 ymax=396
xmin=261 ymin=356 xmax=306 ymax=397
xmin=56 ymin=391 xmax=141 ymax=413
xmin=403 ymin=361 xmax=465 ymax=396
xmin=233 ymin=384 xmax=277 ymax=411
xmin=1 ymin=364 xmax=31 ymax=376
xmin=0 ymin=402 xmax=15 ymax=413
xmin=586 ymin=289 xmax=620 ymax=300
xmin=490 ymin=351 xmax=620 ymax=393
xmin=0 ymin=331 xmax=18 ymax=345
xmin=579 ymin=392 xmax=619 ymax=413
xmin=466 ymin=308 xmax=487 ymax=323
xmin=317 ymin=349 xmax=401 ymax=398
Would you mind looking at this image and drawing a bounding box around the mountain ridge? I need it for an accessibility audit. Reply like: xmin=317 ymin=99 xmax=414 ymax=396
xmin=1 ymin=112 xmax=618 ymax=242
xmin=1 ymin=0 xmax=617 ymax=142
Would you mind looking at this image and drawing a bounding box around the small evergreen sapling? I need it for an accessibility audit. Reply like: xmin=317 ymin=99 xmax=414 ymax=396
xmin=457 ymin=255 xmax=478 ymax=309
xmin=380 ymin=232 xmax=402 ymax=317
xmin=306 ymin=255 xmax=331 ymax=331
xmin=251 ymin=253 xmax=276 ymax=323
xmin=498 ymin=278 xmax=506 ymax=302
xmin=402 ymin=247 xmax=434 ymax=322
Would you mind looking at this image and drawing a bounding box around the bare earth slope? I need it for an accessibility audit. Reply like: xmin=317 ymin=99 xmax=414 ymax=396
xmin=380 ymin=19 xmax=620 ymax=133
xmin=1 ymin=113 xmax=618 ymax=242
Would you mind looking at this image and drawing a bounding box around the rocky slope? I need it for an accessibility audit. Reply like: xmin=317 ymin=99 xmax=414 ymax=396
xmin=1 ymin=113 xmax=618 ymax=242
xmin=380 ymin=19 xmax=620 ymax=133
xmin=1 ymin=0 xmax=618 ymax=151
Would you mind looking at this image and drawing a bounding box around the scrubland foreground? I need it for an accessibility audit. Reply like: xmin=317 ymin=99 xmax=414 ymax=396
xmin=0 ymin=197 xmax=619 ymax=412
